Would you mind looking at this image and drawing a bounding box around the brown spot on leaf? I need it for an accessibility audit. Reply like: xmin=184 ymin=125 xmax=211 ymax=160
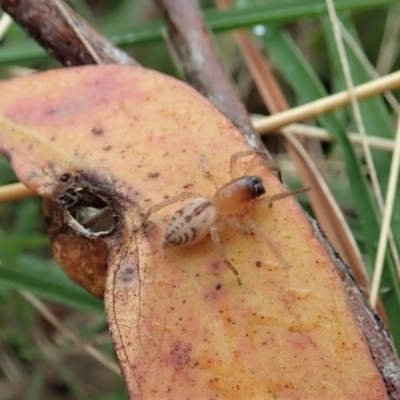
xmin=46 ymin=107 xmax=56 ymax=115
xmin=256 ymin=261 xmax=262 ymax=268
xmin=92 ymin=127 xmax=103 ymax=135
xmin=212 ymin=262 xmax=221 ymax=271
xmin=102 ymin=145 xmax=112 ymax=151
xmin=169 ymin=341 xmax=192 ymax=370
xmin=118 ymin=265 xmax=138 ymax=284
xmin=148 ymin=172 xmax=159 ymax=179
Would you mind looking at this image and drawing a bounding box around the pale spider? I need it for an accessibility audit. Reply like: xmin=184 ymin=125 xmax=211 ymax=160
xmin=135 ymin=150 xmax=307 ymax=285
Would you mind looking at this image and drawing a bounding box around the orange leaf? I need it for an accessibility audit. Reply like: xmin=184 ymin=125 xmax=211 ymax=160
xmin=0 ymin=65 xmax=387 ymax=399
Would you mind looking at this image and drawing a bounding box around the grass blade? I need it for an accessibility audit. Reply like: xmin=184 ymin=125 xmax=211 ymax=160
xmin=0 ymin=264 xmax=103 ymax=313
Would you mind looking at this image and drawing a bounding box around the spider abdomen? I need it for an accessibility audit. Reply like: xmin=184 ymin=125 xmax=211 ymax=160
xmin=162 ymin=197 xmax=217 ymax=248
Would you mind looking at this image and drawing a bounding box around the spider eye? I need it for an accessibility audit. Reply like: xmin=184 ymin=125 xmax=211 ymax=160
xmin=249 ymin=176 xmax=265 ymax=198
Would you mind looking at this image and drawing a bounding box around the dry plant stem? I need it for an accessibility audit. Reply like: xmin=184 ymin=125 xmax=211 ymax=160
xmin=154 ymin=0 xmax=267 ymax=155
xmin=0 ymin=0 xmax=136 ymax=66
xmin=254 ymin=70 xmax=400 ymax=134
xmin=231 ymin=31 xmax=288 ymax=115
xmin=326 ymin=0 xmax=383 ymax=228
xmin=0 ymin=12 xmax=12 ymax=38
xmin=340 ymin=22 xmax=399 ymax=112
xmin=371 ymin=115 xmax=400 ymax=308
xmin=20 ymin=291 xmax=120 ymax=375
xmin=0 ymin=337 xmax=24 ymax=383
xmin=376 ymin=5 xmax=400 ymax=76
xmin=52 ymin=0 xmax=103 ymax=65
xmin=280 ymin=123 xmax=396 ymax=152
xmin=0 ymin=182 xmax=34 ymax=203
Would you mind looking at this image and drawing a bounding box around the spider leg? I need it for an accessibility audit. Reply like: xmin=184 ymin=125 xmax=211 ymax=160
xmin=133 ymin=191 xmax=198 ymax=232
xmin=210 ymin=223 xmax=242 ymax=286
xmin=200 ymin=154 xmax=221 ymax=188
xmin=229 ymin=150 xmax=257 ymax=179
xmin=254 ymin=187 xmax=310 ymax=209
xmin=232 ymin=188 xmax=309 ymax=270
xmin=229 ymin=149 xmax=281 ymax=181
xmin=222 ymin=216 xmax=252 ymax=235
xmin=239 ymin=213 xmax=291 ymax=271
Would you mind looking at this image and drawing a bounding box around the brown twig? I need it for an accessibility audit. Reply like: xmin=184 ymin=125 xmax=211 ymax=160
xmin=0 ymin=0 xmax=137 ymax=66
xmin=154 ymin=0 xmax=267 ymax=157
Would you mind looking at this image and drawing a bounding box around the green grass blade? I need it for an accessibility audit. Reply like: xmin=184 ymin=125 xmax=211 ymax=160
xmin=0 ymin=264 xmax=103 ymax=313
xmin=26 ymin=369 xmax=44 ymax=400
xmin=204 ymin=0 xmax=398 ymax=32
xmin=0 ymin=235 xmax=49 ymax=248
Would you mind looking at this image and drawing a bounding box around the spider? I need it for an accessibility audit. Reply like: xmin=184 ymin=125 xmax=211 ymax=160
xmin=134 ymin=150 xmax=308 ymax=285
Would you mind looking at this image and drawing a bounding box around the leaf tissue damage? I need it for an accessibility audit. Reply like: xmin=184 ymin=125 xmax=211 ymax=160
xmin=0 ymin=65 xmax=389 ymax=399
xmin=43 ymin=172 xmax=118 ymax=298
